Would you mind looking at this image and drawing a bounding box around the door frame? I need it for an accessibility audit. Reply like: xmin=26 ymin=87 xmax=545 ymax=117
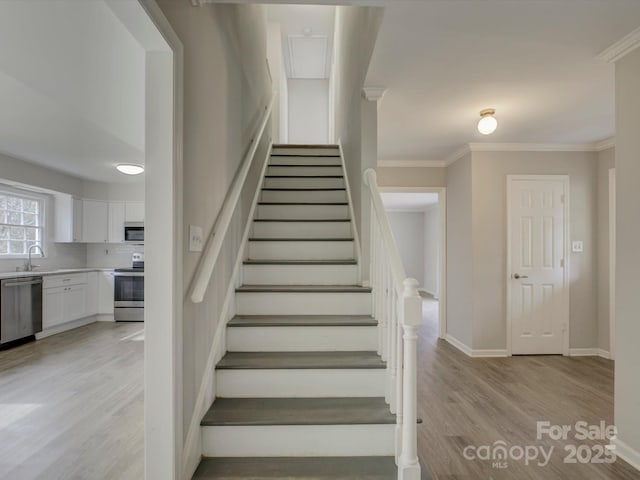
xmin=506 ymin=175 xmax=570 ymax=356
xmin=378 ymin=186 xmax=447 ymax=339
xmin=609 ymin=168 xmax=616 ymax=360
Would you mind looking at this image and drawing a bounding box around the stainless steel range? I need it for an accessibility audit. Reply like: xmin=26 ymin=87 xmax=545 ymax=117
xmin=114 ymin=253 xmax=144 ymax=322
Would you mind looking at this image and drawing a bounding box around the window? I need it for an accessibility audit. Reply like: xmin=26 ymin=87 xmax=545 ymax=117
xmin=0 ymin=191 xmax=44 ymax=257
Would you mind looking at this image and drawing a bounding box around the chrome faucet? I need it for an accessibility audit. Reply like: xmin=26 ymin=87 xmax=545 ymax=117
xmin=25 ymin=245 xmax=44 ymax=272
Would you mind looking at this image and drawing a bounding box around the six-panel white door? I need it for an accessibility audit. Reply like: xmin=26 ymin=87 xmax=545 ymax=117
xmin=508 ymin=176 xmax=568 ymax=355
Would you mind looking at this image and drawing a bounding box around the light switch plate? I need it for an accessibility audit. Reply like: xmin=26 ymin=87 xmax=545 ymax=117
xmin=189 ymin=225 xmax=204 ymax=252
xmin=572 ymin=241 xmax=584 ymax=253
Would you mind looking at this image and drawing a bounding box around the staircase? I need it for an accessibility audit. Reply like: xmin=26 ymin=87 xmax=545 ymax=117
xmin=192 ymin=144 xmax=403 ymax=479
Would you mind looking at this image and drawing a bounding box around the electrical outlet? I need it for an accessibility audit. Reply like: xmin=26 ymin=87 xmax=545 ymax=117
xmin=189 ymin=225 xmax=204 ymax=252
xmin=572 ymin=241 xmax=584 ymax=253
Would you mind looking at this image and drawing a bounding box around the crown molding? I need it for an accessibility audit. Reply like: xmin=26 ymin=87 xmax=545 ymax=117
xmin=468 ymin=142 xmax=604 ymax=153
xmin=444 ymin=145 xmax=471 ymax=166
xmin=378 ymin=159 xmax=446 ymax=168
xmin=596 ymin=26 xmax=640 ymax=63
xmin=595 ymin=137 xmax=616 ymax=151
xmin=362 ymin=87 xmax=387 ymax=103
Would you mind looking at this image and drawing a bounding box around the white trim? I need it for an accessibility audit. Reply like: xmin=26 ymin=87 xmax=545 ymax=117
xmin=181 ymin=143 xmax=273 ymax=480
xmin=596 ymin=137 xmax=616 ymax=152
xmin=596 ymin=26 xmax=640 ymax=63
xmin=611 ymin=438 xmax=640 ymax=472
xmin=445 ymin=334 xmax=472 ymax=356
xmin=378 ymin=186 xmax=447 ymax=339
xmin=445 ymin=334 xmax=508 ymax=357
xmin=506 ymin=175 xmax=570 ymax=357
xmin=445 ymin=145 xmax=471 ymax=166
xmin=337 ymin=140 xmax=363 ymax=284
xmin=377 ymin=159 xmax=447 ymax=168
xmin=469 ymin=142 xmax=607 ymax=153
xmin=362 ymin=86 xmax=387 ymax=103
xmin=569 ymin=348 xmax=611 ymax=359
xmin=609 ymin=168 xmax=616 ymax=360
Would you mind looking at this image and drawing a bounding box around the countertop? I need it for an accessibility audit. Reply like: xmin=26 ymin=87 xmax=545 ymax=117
xmin=0 ymin=268 xmax=114 ymax=280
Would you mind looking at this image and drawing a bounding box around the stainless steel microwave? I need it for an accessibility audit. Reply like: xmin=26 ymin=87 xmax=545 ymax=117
xmin=124 ymin=222 xmax=144 ymax=243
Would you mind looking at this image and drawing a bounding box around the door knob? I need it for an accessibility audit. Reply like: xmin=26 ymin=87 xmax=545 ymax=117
xmin=513 ymin=273 xmax=529 ymax=279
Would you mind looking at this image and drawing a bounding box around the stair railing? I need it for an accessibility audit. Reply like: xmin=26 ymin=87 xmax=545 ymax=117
xmin=190 ymin=97 xmax=274 ymax=303
xmin=364 ymin=168 xmax=422 ymax=480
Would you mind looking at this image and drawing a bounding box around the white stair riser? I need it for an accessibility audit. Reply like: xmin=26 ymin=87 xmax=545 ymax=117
xmin=257 ymin=204 xmax=349 ymax=219
xmin=226 ymin=326 xmax=377 ymax=351
xmin=261 ymin=189 xmax=347 ymax=203
xmin=242 ymin=264 xmax=358 ymax=285
xmin=248 ymin=241 xmax=354 ymax=260
xmin=202 ymin=424 xmax=395 ymax=457
xmin=267 ymin=166 xmax=343 ymax=176
xmin=236 ymin=292 xmax=372 ymax=315
xmin=216 ymin=369 xmax=385 ymax=398
xmin=252 ymin=221 xmax=351 ymax=238
xmin=272 ymin=148 xmax=339 ymax=156
xmin=270 ymin=157 xmax=341 ymax=166
xmin=263 ymin=177 xmax=345 ymax=188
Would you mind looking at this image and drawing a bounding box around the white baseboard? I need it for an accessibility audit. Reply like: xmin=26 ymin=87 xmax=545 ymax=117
xmin=96 ymin=314 xmax=115 ymax=322
xmin=569 ymin=348 xmax=611 ymax=359
xmin=35 ymin=316 xmax=97 ymax=339
xmin=444 ymin=334 xmax=508 ymax=358
xmin=612 ymin=438 xmax=640 ymax=472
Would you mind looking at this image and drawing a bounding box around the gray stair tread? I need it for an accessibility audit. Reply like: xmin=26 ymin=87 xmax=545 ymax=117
xmin=236 ymin=285 xmax=372 ymax=293
xmin=253 ymin=219 xmax=351 ymax=222
xmin=228 ymin=315 xmax=376 ymax=327
xmin=217 ymin=351 xmax=385 ymax=370
xmin=194 ymin=457 xmax=431 ymax=480
xmin=243 ymin=259 xmax=356 ymax=265
xmin=201 ymin=397 xmax=395 ymax=426
xmin=269 ymin=163 xmax=342 ymax=167
xmin=248 ymin=237 xmax=354 ymax=242
xmin=273 ymin=144 xmax=339 ymax=148
xmin=258 ymin=202 xmax=348 ymax=205
xmin=262 ymin=187 xmax=346 ymax=191
xmin=265 ymin=175 xmax=344 ymax=178
xmin=271 ymin=154 xmax=340 ymax=158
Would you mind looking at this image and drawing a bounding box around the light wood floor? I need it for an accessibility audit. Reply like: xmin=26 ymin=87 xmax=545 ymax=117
xmin=417 ymin=297 xmax=640 ymax=480
xmin=0 ymin=322 xmax=144 ymax=480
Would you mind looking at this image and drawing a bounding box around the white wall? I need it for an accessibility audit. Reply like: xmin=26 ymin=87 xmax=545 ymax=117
xmin=387 ymin=212 xmax=424 ymax=287
xmin=288 ymin=79 xmax=329 ymax=144
xmin=614 ymin=46 xmax=640 ymax=468
xmin=267 ymin=22 xmax=282 ymax=142
xmin=596 ymin=146 xmax=614 ymax=353
xmin=423 ymin=206 xmax=440 ymax=297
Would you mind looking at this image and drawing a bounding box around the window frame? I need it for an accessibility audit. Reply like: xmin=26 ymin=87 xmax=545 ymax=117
xmin=0 ymin=186 xmax=47 ymax=260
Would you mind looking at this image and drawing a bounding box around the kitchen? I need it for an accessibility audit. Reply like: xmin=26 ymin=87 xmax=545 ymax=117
xmin=0 ymin=1 xmax=153 ymax=477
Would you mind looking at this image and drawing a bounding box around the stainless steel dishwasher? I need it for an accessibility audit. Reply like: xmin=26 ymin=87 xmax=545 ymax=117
xmin=0 ymin=276 xmax=43 ymax=347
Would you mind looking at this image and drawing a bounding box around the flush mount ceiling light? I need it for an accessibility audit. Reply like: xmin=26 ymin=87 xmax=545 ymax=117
xmin=477 ymin=108 xmax=498 ymax=135
xmin=116 ymin=164 xmax=145 ymax=175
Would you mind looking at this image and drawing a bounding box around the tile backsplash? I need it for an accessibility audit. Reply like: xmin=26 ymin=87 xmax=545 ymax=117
xmin=86 ymin=243 xmax=144 ymax=268
xmin=0 ymin=242 xmax=86 ymax=273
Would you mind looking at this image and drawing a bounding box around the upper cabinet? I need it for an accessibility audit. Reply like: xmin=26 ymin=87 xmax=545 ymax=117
xmin=53 ymin=194 xmax=143 ymax=244
xmin=125 ymin=201 xmax=144 ymax=222
xmin=82 ymin=199 xmax=109 ymax=243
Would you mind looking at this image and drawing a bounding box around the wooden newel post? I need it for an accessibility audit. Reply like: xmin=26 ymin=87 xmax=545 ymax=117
xmin=398 ymin=278 xmax=422 ymax=480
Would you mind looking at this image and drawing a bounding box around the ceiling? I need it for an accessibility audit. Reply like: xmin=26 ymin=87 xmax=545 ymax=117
xmin=366 ymin=0 xmax=640 ymax=163
xmin=0 ymin=0 xmax=147 ymax=183
xmin=268 ymin=5 xmax=335 ymax=79
xmin=381 ymin=192 xmax=439 ymax=212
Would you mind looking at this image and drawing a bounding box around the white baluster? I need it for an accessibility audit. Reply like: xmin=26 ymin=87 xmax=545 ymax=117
xmin=395 ymin=293 xmax=404 ymax=461
xmin=398 ymin=278 xmax=422 ymax=480
xmin=388 ymin=286 xmax=397 ymax=413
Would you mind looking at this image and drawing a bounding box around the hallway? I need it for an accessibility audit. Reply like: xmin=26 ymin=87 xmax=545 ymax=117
xmin=417 ymin=297 xmax=640 ymax=479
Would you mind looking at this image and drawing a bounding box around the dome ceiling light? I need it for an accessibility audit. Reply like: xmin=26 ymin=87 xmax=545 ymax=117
xmin=477 ymin=108 xmax=498 ymax=135
xmin=116 ymin=164 xmax=145 ymax=175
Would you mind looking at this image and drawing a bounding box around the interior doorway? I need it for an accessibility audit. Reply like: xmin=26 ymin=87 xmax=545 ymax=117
xmin=380 ymin=187 xmax=446 ymax=338
xmin=507 ymin=175 xmax=570 ymax=355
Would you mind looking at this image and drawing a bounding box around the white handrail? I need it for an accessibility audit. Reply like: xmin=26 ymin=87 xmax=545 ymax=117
xmin=364 ymin=169 xmax=406 ymax=293
xmin=190 ymin=97 xmax=274 ymax=303
xmin=364 ymin=167 xmax=422 ymax=480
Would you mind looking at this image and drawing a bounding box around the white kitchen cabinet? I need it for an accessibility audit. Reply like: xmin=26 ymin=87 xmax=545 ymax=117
xmin=125 ymin=201 xmax=144 ymax=222
xmin=86 ymin=272 xmax=99 ymax=316
xmin=97 ymin=271 xmax=114 ymax=315
xmin=82 ymin=199 xmax=109 ymax=243
xmin=54 ymin=194 xmax=83 ymax=243
xmin=65 ymin=284 xmax=88 ymax=320
xmin=43 ymin=287 xmax=65 ymax=328
xmin=108 ymin=202 xmax=126 ymax=243
xmin=42 ymin=273 xmax=91 ymax=331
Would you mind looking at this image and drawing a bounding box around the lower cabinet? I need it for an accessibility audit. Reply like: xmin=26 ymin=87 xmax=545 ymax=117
xmin=41 ymin=271 xmax=112 ymax=332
